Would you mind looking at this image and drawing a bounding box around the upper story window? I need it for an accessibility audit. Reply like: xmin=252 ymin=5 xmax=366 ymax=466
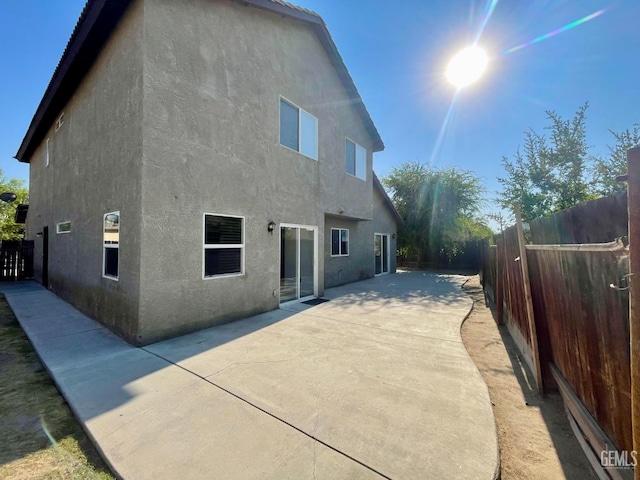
xmin=331 ymin=228 xmax=349 ymax=256
xmin=55 ymin=112 xmax=65 ymax=132
xmin=203 ymin=214 xmax=244 ymax=278
xmin=345 ymin=139 xmax=366 ymax=180
xmin=103 ymin=211 xmax=119 ymax=280
xmin=56 ymin=221 xmax=71 ymax=234
xmin=280 ymin=98 xmax=318 ymax=160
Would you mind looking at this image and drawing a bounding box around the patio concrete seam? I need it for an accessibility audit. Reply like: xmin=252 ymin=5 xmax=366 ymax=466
xmin=32 ymin=325 xmax=105 ymax=340
xmin=141 ymin=346 xmax=392 ymax=480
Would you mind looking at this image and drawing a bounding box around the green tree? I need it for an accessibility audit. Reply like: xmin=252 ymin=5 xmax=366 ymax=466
xmin=592 ymin=124 xmax=640 ymax=196
xmin=0 ymin=170 xmax=28 ymax=240
xmin=497 ymin=103 xmax=596 ymax=223
xmin=382 ymin=162 xmax=486 ymax=267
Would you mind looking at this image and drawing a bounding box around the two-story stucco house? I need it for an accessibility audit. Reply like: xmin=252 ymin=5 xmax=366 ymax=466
xmin=15 ymin=0 xmax=401 ymax=345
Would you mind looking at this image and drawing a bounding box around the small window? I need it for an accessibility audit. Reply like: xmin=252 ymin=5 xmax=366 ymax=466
xmin=46 ymin=138 xmax=50 ymax=167
xmin=203 ymin=214 xmax=244 ymax=278
xmin=56 ymin=221 xmax=71 ymax=234
xmin=103 ymin=211 xmax=119 ymax=279
xmin=280 ymin=98 xmax=318 ymax=160
xmin=331 ymin=228 xmax=349 ymax=256
xmin=55 ymin=112 xmax=65 ymax=132
xmin=345 ymin=139 xmax=366 ymax=180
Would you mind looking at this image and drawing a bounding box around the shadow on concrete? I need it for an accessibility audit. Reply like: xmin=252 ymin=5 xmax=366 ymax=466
xmin=0 ymin=282 xmax=302 ymax=443
xmin=0 ymin=271 xmax=496 ymax=480
xmin=0 ymin=271 xmax=475 ymax=429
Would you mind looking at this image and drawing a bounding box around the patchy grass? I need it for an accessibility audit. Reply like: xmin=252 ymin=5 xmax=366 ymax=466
xmin=0 ymin=295 xmax=113 ymax=480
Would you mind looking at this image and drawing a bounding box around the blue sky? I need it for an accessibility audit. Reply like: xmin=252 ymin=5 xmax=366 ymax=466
xmin=1 ymin=0 xmax=639 ymax=225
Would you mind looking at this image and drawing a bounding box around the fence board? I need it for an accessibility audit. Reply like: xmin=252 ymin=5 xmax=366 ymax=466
xmin=480 ymin=241 xmax=497 ymax=302
xmin=502 ymin=225 xmax=531 ymax=345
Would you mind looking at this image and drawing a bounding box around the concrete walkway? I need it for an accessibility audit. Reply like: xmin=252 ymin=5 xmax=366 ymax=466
xmin=1 ymin=271 xmax=498 ymax=480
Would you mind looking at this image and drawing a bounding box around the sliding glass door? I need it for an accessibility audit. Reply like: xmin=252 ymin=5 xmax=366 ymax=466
xmin=280 ymin=225 xmax=317 ymax=303
xmin=374 ymin=233 xmax=390 ymax=275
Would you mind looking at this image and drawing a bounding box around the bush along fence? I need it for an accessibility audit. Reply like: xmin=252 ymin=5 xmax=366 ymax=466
xmin=398 ymin=240 xmax=482 ymax=271
xmin=480 ymin=147 xmax=640 ymax=480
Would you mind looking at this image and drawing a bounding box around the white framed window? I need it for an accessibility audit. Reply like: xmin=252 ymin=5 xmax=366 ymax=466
xmin=331 ymin=228 xmax=349 ymax=256
xmin=46 ymin=138 xmax=50 ymax=167
xmin=55 ymin=112 xmax=65 ymax=132
xmin=203 ymin=214 xmax=244 ymax=278
xmin=103 ymin=211 xmax=119 ymax=280
xmin=56 ymin=221 xmax=71 ymax=234
xmin=279 ymin=97 xmax=318 ymax=160
xmin=345 ymin=139 xmax=366 ymax=180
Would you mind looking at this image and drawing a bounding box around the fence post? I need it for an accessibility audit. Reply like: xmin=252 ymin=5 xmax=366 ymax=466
xmin=627 ymin=147 xmax=640 ymax=479
xmin=514 ymin=203 xmax=543 ymax=393
xmin=495 ymin=235 xmax=504 ymax=325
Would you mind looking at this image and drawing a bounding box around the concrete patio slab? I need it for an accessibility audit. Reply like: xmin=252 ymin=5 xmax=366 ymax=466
xmin=2 ymin=271 xmax=499 ymax=480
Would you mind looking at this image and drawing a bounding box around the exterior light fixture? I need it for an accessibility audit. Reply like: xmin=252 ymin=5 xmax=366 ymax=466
xmin=268 ymin=221 xmax=276 ymax=234
xmin=0 ymin=192 xmax=17 ymax=203
xmin=392 ymin=233 xmax=396 ymax=239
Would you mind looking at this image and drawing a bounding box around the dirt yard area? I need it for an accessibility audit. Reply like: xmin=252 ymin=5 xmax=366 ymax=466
xmin=461 ymin=275 xmax=597 ymax=479
xmin=0 ymin=295 xmax=113 ymax=480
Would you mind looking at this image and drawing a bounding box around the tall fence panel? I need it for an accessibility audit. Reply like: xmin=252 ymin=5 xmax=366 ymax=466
xmin=527 ymin=241 xmax=631 ymax=453
xmin=530 ymin=191 xmax=628 ymax=244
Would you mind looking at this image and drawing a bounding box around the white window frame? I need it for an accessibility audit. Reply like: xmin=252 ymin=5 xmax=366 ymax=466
xmin=55 ymin=112 xmax=65 ymax=132
xmin=345 ymin=138 xmax=367 ymax=181
xmin=103 ymin=211 xmax=120 ymax=281
xmin=202 ymin=213 xmax=245 ymax=279
xmin=56 ymin=221 xmax=71 ymax=234
xmin=279 ymin=96 xmax=318 ymax=160
xmin=46 ymin=138 xmax=50 ymax=167
xmin=331 ymin=228 xmax=349 ymax=257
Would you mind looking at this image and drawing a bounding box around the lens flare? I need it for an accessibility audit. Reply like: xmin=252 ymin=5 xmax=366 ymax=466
xmin=475 ymin=0 xmax=499 ymax=44
xmin=502 ymin=9 xmax=606 ymax=55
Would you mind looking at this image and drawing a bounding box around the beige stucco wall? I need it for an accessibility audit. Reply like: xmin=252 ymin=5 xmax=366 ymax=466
xmin=323 ymin=215 xmax=372 ymax=288
xmin=24 ymin=0 xmax=395 ymax=345
xmin=26 ymin=0 xmax=144 ymax=340
xmin=135 ymin=0 xmax=378 ymax=343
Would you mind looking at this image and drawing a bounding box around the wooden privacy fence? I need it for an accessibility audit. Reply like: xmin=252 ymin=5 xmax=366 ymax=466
xmin=0 ymin=240 xmax=34 ymax=281
xmin=528 ymin=240 xmax=631 ymax=454
xmin=479 ymin=239 xmax=496 ymax=302
xmin=480 ymin=194 xmax=633 ymax=479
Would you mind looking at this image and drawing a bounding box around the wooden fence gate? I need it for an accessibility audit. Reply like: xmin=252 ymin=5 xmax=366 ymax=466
xmin=0 ymin=240 xmax=34 ymax=281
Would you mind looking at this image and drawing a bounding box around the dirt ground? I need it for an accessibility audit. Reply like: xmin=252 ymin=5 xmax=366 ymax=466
xmin=0 ymin=295 xmax=113 ymax=480
xmin=461 ymin=276 xmax=597 ymax=480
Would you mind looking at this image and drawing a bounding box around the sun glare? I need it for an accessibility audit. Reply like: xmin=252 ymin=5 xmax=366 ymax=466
xmin=446 ymin=46 xmax=488 ymax=88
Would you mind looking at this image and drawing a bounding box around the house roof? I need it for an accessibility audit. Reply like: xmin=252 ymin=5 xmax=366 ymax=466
xmin=373 ymin=172 xmax=404 ymax=226
xmin=15 ymin=0 xmax=384 ymax=162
